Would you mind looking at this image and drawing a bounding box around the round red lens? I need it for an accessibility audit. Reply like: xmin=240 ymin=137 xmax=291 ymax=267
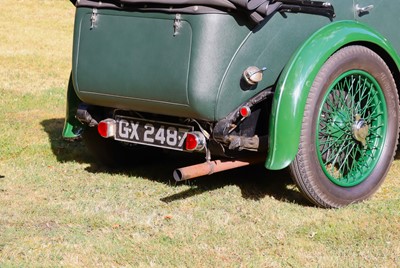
xmin=97 ymin=122 xmax=109 ymax=138
xmin=185 ymin=133 xmax=198 ymax=151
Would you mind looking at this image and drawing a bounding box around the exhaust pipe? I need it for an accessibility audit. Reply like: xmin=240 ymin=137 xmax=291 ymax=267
xmin=173 ymin=156 xmax=264 ymax=181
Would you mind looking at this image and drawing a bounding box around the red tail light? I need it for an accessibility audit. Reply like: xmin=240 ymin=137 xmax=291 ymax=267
xmin=97 ymin=119 xmax=116 ymax=138
xmin=239 ymin=106 xmax=251 ymax=118
xmin=185 ymin=132 xmax=206 ymax=151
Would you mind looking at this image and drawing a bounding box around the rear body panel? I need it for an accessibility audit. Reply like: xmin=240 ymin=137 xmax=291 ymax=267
xmin=72 ymin=5 xmax=340 ymax=121
xmin=75 ymin=12 xmax=192 ymax=106
xmin=73 ymin=9 xmax=251 ymax=120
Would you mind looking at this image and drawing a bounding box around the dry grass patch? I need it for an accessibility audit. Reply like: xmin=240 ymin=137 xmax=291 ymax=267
xmin=0 ymin=0 xmax=73 ymax=93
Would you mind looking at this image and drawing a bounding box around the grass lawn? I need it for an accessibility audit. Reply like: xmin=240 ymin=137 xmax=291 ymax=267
xmin=0 ymin=0 xmax=399 ymax=267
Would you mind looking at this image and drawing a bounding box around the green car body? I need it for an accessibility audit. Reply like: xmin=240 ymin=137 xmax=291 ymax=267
xmin=64 ymin=0 xmax=400 ymax=207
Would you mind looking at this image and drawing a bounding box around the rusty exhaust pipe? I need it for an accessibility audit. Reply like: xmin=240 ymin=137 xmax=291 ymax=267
xmin=173 ymin=156 xmax=265 ymax=181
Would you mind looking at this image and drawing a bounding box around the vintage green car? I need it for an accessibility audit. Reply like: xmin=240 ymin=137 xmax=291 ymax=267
xmin=63 ymin=0 xmax=400 ymax=208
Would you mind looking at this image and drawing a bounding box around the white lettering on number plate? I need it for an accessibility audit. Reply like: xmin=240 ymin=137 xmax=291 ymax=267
xmin=114 ymin=116 xmax=193 ymax=151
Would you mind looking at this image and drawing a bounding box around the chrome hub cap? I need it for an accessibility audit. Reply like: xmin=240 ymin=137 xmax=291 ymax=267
xmin=352 ymin=114 xmax=369 ymax=147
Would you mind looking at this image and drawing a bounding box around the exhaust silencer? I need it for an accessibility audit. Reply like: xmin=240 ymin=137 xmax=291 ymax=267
xmin=173 ymin=156 xmax=264 ymax=181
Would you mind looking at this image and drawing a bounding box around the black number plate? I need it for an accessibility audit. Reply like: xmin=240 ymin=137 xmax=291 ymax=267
xmin=115 ymin=116 xmax=193 ymax=151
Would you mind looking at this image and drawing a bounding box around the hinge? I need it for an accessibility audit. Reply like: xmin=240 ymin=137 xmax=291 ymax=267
xmin=90 ymin=8 xmax=98 ymax=30
xmin=355 ymin=4 xmax=374 ymax=16
xmin=173 ymin=14 xmax=182 ymax=36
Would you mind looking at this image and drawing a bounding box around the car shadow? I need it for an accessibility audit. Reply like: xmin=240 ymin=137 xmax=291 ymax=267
xmin=41 ymin=118 xmax=310 ymax=206
xmin=395 ymin=142 xmax=400 ymax=160
xmin=40 ymin=118 xmax=92 ymax=163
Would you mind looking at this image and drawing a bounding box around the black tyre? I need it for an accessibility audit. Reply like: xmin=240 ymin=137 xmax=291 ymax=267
xmin=289 ymin=45 xmax=399 ymax=208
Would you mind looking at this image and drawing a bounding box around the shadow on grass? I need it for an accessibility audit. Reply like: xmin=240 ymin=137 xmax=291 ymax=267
xmin=395 ymin=144 xmax=400 ymax=160
xmin=41 ymin=118 xmax=92 ymax=163
xmin=41 ymin=118 xmax=309 ymax=206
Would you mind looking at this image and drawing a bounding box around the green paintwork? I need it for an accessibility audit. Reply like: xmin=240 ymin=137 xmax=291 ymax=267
xmin=63 ymin=75 xmax=84 ymax=138
xmin=71 ymin=6 xmax=342 ymax=122
xmin=72 ymin=8 xmax=253 ymax=120
xmin=265 ymin=20 xmax=400 ymax=170
xmin=75 ymin=11 xmax=192 ymax=105
xmin=316 ymin=70 xmax=387 ymax=187
xmin=355 ymin=0 xmax=400 ymax=48
xmin=214 ymin=12 xmax=332 ymax=119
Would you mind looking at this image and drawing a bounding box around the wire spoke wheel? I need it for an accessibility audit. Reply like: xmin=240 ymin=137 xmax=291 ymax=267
xmin=289 ymin=46 xmax=399 ymax=208
xmin=317 ymin=71 xmax=386 ymax=187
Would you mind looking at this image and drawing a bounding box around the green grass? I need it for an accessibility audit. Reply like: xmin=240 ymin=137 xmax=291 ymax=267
xmin=0 ymin=1 xmax=399 ymax=267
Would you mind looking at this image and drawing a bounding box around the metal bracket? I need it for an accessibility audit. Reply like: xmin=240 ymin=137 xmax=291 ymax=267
xmin=90 ymin=8 xmax=98 ymax=30
xmin=355 ymin=4 xmax=374 ymax=16
xmin=278 ymin=0 xmax=336 ymax=20
xmin=173 ymin=14 xmax=182 ymax=36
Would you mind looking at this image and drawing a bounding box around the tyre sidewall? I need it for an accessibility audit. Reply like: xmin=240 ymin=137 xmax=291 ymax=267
xmin=303 ymin=46 xmax=399 ymax=206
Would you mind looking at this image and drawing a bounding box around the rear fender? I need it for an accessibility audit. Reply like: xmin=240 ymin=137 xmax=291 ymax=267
xmin=62 ymin=74 xmax=84 ymax=139
xmin=266 ymin=20 xmax=400 ymax=170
